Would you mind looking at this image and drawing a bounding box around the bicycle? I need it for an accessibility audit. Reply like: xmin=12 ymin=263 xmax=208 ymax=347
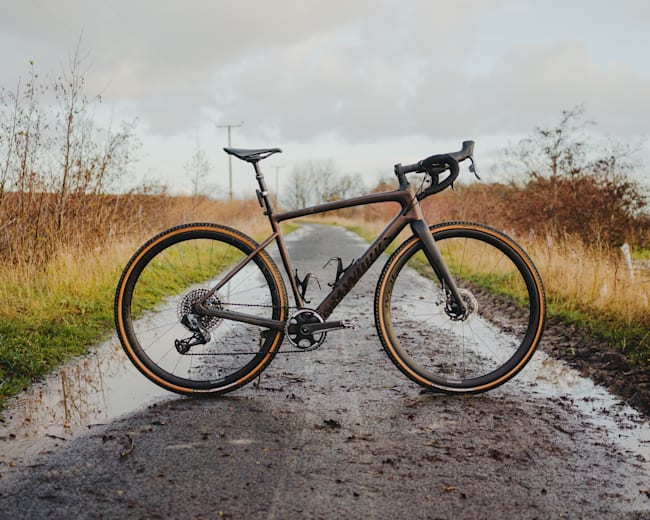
xmin=114 ymin=141 xmax=545 ymax=396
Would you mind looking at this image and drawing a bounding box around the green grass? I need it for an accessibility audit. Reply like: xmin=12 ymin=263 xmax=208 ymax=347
xmin=631 ymin=246 xmax=650 ymax=262
xmin=129 ymin=239 xmax=239 ymax=318
xmin=0 ymin=262 xmax=119 ymax=400
xmin=546 ymin=298 xmax=650 ymax=364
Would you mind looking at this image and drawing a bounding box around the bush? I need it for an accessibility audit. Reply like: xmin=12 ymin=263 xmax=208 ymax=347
xmin=502 ymin=106 xmax=647 ymax=246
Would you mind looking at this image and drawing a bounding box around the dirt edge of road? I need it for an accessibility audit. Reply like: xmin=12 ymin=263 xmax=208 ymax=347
xmin=541 ymin=316 xmax=650 ymax=417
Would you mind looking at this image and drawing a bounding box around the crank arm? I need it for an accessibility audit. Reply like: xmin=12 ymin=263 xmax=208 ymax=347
xmin=300 ymin=320 xmax=348 ymax=335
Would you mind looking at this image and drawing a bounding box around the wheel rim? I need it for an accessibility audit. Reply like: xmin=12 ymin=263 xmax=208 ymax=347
xmin=380 ymin=225 xmax=543 ymax=391
xmin=118 ymin=227 xmax=284 ymax=392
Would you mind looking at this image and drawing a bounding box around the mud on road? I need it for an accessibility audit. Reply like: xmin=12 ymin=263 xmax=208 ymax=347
xmin=0 ymin=224 xmax=648 ymax=519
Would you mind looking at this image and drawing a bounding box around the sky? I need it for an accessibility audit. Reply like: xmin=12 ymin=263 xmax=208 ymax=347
xmin=1 ymin=0 xmax=649 ymax=197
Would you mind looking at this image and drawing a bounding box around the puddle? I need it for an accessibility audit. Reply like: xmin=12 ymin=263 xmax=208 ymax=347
xmin=516 ymin=350 xmax=650 ymax=461
xmin=0 ymin=224 xmax=312 ymax=465
xmin=391 ymin=264 xmax=650 ymax=465
xmin=0 ymin=337 xmax=170 ymax=464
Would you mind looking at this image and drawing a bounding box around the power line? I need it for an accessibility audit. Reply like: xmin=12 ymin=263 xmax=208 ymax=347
xmin=215 ymin=121 xmax=244 ymax=200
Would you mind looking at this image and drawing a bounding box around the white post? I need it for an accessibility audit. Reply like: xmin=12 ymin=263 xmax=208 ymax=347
xmin=620 ymin=243 xmax=635 ymax=280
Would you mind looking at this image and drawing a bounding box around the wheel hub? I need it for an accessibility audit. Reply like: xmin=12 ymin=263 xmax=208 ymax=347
xmin=445 ymin=288 xmax=479 ymax=321
xmin=177 ymin=288 xmax=223 ymax=331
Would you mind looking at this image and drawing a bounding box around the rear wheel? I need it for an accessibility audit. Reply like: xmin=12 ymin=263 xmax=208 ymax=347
xmin=115 ymin=223 xmax=287 ymax=395
xmin=375 ymin=222 xmax=545 ymax=393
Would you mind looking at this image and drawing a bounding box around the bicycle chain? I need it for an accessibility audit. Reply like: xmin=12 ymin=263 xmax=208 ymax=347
xmin=181 ymin=302 xmax=316 ymax=356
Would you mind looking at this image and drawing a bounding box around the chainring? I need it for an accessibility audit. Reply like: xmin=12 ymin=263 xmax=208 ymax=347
xmin=285 ymin=309 xmax=326 ymax=351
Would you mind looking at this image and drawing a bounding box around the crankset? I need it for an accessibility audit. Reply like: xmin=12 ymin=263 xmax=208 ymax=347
xmin=285 ymin=309 xmax=351 ymax=351
xmin=286 ymin=309 xmax=326 ymax=351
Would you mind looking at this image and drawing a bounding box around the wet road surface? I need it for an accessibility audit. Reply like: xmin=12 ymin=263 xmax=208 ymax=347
xmin=0 ymin=224 xmax=648 ymax=519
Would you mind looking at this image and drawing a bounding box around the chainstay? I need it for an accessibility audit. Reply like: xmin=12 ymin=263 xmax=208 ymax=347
xmin=183 ymin=302 xmax=320 ymax=355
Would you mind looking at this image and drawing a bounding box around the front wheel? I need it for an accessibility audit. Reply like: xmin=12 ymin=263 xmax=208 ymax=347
xmin=375 ymin=222 xmax=545 ymax=393
xmin=115 ymin=223 xmax=288 ymax=395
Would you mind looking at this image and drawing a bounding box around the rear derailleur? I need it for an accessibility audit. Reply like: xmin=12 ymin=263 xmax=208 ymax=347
xmin=175 ymin=314 xmax=211 ymax=354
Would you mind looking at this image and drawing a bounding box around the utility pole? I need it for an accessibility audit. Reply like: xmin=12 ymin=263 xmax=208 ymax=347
xmin=271 ymin=165 xmax=284 ymax=195
xmin=215 ymin=121 xmax=243 ymax=200
xmin=271 ymin=165 xmax=284 ymax=207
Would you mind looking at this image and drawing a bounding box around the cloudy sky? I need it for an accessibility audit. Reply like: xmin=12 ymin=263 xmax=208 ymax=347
xmin=1 ymin=0 xmax=649 ymax=195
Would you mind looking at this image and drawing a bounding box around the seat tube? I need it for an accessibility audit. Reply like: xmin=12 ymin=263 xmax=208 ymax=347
xmin=253 ymin=162 xmax=305 ymax=307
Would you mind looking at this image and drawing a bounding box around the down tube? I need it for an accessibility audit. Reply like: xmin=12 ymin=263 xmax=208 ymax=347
xmin=316 ymin=214 xmax=409 ymax=319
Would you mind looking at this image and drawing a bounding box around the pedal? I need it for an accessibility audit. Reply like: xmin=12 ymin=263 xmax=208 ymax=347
xmin=341 ymin=319 xmax=357 ymax=330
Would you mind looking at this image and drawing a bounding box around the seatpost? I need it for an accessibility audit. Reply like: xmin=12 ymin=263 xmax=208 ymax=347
xmin=252 ymin=162 xmax=276 ymax=216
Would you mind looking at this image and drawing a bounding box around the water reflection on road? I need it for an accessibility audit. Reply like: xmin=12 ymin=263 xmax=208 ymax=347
xmin=0 ymin=338 xmax=169 ymax=463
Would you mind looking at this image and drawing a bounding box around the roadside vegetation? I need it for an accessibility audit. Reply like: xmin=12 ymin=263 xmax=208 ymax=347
xmin=0 ymin=54 xmax=268 ymax=405
xmin=0 ymin=51 xmax=647 ymax=408
xmin=423 ymin=107 xmax=650 ymax=365
xmin=0 ymin=195 xmax=266 ymax=402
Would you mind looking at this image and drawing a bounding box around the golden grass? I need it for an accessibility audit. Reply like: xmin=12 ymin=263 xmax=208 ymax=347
xmin=528 ymin=236 xmax=650 ymax=324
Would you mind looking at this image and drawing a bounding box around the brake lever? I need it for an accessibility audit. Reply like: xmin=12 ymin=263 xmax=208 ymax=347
xmin=468 ymin=156 xmax=481 ymax=180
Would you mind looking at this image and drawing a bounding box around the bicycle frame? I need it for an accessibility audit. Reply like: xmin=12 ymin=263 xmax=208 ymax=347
xmin=197 ymin=161 xmax=466 ymax=330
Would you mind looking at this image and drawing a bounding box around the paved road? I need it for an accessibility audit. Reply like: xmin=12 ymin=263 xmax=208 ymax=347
xmin=0 ymin=224 xmax=648 ymax=519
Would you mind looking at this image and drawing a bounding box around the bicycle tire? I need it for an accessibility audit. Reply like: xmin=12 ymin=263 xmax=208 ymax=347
xmin=115 ymin=223 xmax=288 ymax=395
xmin=375 ymin=222 xmax=545 ymax=393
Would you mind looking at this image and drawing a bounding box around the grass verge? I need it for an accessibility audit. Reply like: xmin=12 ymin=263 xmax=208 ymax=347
xmin=0 ymin=242 xmax=130 ymax=403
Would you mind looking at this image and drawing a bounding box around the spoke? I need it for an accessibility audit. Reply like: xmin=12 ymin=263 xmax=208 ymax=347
xmin=139 ymin=321 xmax=180 ymax=351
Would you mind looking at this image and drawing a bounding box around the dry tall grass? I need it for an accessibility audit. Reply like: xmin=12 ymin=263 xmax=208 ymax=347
xmin=0 ymin=194 xmax=271 ymax=399
xmin=1 ymin=195 xmax=268 ymax=302
xmin=0 ymin=193 xmax=266 ymax=264
xmin=1 ymin=195 xmax=268 ymax=323
xmin=529 ymin=237 xmax=650 ymax=323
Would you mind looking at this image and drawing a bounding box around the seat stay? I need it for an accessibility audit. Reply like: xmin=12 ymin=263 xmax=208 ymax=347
xmin=196 ymin=231 xmax=279 ymax=306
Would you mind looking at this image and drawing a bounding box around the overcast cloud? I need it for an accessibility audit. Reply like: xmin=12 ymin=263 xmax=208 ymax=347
xmin=0 ymin=0 xmax=648 ymax=193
